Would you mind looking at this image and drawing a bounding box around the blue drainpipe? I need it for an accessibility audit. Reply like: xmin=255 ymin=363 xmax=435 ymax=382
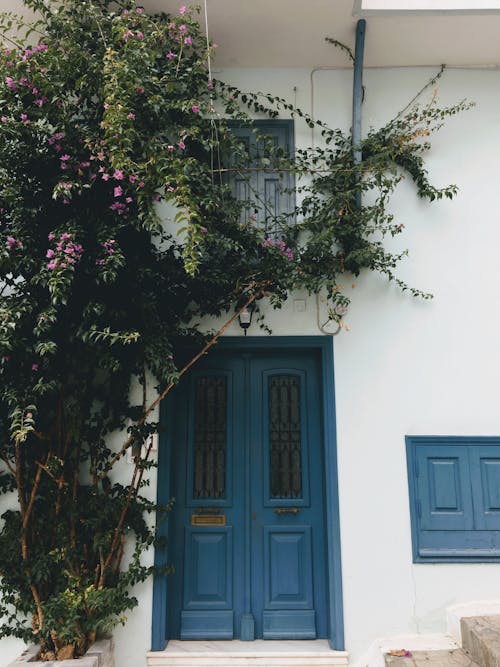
xmin=352 ymin=19 xmax=366 ymax=208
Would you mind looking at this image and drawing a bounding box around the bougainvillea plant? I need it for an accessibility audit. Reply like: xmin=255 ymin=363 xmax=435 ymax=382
xmin=0 ymin=0 xmax=470 ymax=659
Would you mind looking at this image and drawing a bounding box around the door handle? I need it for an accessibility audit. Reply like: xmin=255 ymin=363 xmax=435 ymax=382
xmin=273 ymin=507 xmax=300 ymax=515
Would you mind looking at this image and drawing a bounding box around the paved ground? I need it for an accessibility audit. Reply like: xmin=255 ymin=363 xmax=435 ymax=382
xmin=385 ymin=649 xmax=481 ymax=667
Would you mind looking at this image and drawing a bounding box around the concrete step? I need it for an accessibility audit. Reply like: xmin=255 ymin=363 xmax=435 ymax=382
xmin=384 ymin=648 xmax=481 ymax=667
xmin=461 ymin=615 xmax=500 ymax=667
xmin=147 ymin=640 xmax=348 ymax=667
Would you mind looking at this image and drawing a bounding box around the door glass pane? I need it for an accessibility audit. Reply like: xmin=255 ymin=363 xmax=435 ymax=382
xmin=193 ymin=376 xmax=227 ymax=499
xmin=269 ymin=375 xmax=302 ymax=499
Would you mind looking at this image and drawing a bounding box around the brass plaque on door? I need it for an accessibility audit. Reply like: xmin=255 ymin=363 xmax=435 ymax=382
xmin=191 ymin=513 xmax=226 ymax=526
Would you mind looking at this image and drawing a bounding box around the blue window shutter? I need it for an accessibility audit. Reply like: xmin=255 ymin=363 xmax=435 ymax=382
xmin=416 ymin=445 xmax=474 ymax=531
xmin=228 ymin=121 xmax=295 ymax=234
xmin=407 ymin=437 xmax=500 ymax=562
xmin=469 ymin=445 xmax=500 ymax=529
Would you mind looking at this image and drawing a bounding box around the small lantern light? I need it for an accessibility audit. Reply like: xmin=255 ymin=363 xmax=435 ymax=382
xmin=238 ymin=303 xmax=255 ymax=335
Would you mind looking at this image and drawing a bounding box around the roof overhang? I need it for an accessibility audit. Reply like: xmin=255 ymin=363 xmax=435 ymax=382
xmin=354 ymin=0 xmax=500 ymax=14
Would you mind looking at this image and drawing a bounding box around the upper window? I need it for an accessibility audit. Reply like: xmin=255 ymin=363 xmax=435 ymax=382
xmin=228 ymin=120 xmax=295 ymax=236
xmin=406 ymin=436 xmax=500 ymax=562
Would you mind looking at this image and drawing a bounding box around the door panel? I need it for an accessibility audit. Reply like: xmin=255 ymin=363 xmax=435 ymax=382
xmin=250 ymin=353 xmax=327 ymax=639
xmin=171 ymin=349 xmax=327 ymax=640
xmin=264 ymin=526 xmax=314 ymax=608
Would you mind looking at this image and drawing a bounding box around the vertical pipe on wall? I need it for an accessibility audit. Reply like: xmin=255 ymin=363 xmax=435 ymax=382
xmin=352 ymin=19 xmax=366 ymax=209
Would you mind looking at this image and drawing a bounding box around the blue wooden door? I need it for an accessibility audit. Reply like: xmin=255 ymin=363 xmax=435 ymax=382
xmin=170 ymin=349 xmax=328 ymax=640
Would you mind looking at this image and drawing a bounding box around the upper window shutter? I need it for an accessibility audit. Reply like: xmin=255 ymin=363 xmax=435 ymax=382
xmin=228 ymin=121 xmax=295 ymax=233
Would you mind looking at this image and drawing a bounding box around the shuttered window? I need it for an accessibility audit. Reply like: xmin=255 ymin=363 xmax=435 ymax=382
xmin=406 ymin=436 xmax=500 ymax=562
xmin=228 ymin=120 xmax=295 ymax=236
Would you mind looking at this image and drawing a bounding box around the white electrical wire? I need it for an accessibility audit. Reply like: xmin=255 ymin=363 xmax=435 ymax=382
xmin=203 ymin=0 xmax=212 ymax=84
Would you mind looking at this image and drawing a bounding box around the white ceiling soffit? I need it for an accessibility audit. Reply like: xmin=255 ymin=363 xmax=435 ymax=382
xmin=148 ymin=0 xmax=500 ymax=68
xmin=354 ymin=0 xmax=500 ymax=15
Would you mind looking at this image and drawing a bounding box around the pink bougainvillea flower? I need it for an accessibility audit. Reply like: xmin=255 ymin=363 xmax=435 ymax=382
xmin=127 ymin=112 xmax=135 ymax=120
xmin=184 ymin=36 xmax=192 ymax=46
xmin=103 ymin=102 xmax=110 ymax=109
xmin=138 ymin=181 xmax=145 ymax=188
xmin=5 ymin=77 xmax=17 ymax=90
xmin=31 ymin=364 xmax=38 ymax=371
xmin=129 ymin=174 xmax=137 ymax=183
xmin=96 ymin=259 xmax=105 ymax=265
xmin=179 ymin=24 xmax=187 ymax=34
xmin=114 ymin=186 xmax=123 ymax=197
xmin=46 ymin=249 xmax=55 ymax=258
xmin=166 ymin=51 xmax=175 ymax=60
xmin=60 ymin=233 xmax=72 ymax=240
xmin=6 ymin=236 xmax=16 ymax=249
xmin=136 ymin=32 xmax=144 ymax=39
xmin=0 ymin=116 xmax=7 ymax=123
xmin=167 ymin=145 xmax=174 ymax=152
xmin=48 ymin=232 xmax=55 ymax=240
xmin=179 ymin=5 xmax=187 ymax=14
xmin=191 ymin=105 xmax=199 ymax=113
xmin=47 ymin=259 xmax=57 ymax=270
xmin=60 ymin=154 xmax=71 ymax=161
xmin=20 ymin=114 xmax=28 ymax=121
xmin=123 ymin=30 xmax=134 ymax=41
xmin=178 ymin=140 xmax=186 ymax=150
xmin=101 ymin=173 xmax=110 ymax=181
xmin=113 ymin=169 xmax=124 ymax=180
xmin=125 ymin=196 xmax=133 ymax=203
xmin=153 ymin=193 xmax=161 ymax=202
xmin=136 ymin=7 xmax=144 ymax=13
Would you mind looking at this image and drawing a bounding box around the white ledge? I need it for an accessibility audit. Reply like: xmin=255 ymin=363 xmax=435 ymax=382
xmin=147 ymin=640 xmax=348 ymax=666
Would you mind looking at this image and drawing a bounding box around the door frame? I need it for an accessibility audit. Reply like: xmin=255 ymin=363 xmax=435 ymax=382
xmin=151 ymin=336 xmax=344 ymax=651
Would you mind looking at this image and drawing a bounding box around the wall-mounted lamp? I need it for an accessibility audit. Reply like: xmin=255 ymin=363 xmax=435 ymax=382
xmin=238 ymin=303 xmax=255 ymax=336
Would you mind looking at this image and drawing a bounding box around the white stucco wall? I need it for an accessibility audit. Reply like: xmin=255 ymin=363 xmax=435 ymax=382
xmin=212 ymin=65 xmax=500 ymax=662
xmin=2 ymin=65 xmax=500 ymax=666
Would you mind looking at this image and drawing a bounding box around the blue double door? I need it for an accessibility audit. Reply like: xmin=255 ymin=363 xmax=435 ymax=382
xmin=169 ymin=348 xmax=328 ymax=640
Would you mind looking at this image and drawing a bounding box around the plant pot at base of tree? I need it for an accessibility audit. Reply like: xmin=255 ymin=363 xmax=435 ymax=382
xmin=8 ymin=639 xmax=114 ymax=667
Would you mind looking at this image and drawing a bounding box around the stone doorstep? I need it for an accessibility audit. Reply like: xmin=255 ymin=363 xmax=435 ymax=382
xmin=7 ymin=639 xmax=114 ymax=667
xmin=147 ymin=660 xmax=348 ymax=667
xmin=146 ymin=640 xmax=348 ymax=667
xmin=461 ymin=616 xmax=500 ymax=667
xmin=148 ymin=662 xmax=346 ymax=667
